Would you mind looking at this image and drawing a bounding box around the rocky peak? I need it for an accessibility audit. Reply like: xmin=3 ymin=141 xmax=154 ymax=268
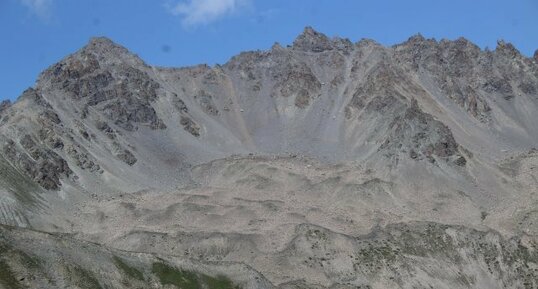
xmin=444 ymin=37 xmax=476 ymax=49
xmin=70 ymin=36 xmax=145 ymax=70
xmin=0 ymin=100 xmax=11 ymax=114
xmin=87 ymin=36 xmax=118 ymax=47
xmin=534 ymin=49 xmax=538 ymax=62
xmin=292 ymin=26 xmax=354 ymax=53
xmin=82 ymin=37 xmax=130 ymax=57
xmin=356 ymin=38 xmax=381 ymax=47
xmin=38 ymin=37 xmax=145 ymax=87
xmin=271 ymin=42 xmax=284 ymax=51
xmin=401 ymin=33 xmax=437 ymax=47
xmin=392 ymin=33 xmax=439 ymax=59
xmin=407 ymin=33 xmax=426 ymax=43
xmin=438 ymin=37 xmax=482 ymax=61
xmin=495 ymin=40 xmax=522 ymax=58
xmin=292 ymin=26 xmax=334 ymax=52
xmin=18 ymin=88 xmax=52 ymax=109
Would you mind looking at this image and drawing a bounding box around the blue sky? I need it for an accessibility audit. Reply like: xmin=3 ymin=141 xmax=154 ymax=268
xmin=1 ymin=0 xmax=537 ymax=101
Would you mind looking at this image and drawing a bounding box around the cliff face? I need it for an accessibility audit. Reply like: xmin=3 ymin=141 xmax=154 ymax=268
xmin=0 ymin=28 xmax=537 ymax=288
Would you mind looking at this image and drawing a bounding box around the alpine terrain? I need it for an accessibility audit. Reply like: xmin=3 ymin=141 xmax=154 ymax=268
xmin=1 ymin=27 xmax=538 ymax=288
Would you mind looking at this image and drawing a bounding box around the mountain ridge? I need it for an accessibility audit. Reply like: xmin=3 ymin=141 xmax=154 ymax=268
xmin=0 ymin=27 xmax=537 ymax=288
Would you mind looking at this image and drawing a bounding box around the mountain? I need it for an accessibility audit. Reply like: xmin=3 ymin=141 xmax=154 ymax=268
xmin=0 ymin=27 xmax=537 ymax=288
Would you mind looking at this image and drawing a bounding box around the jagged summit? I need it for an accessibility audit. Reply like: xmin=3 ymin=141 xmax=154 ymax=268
xmin=292 ymin=26 xmax=352 ymax=52
xmin=404 ymin=33 xmax=429 ymax=43
xmin=87 ymin=36 xmax=117 ymax=46
xmin=83 ymin=36 xmax=131 ymax=55
xmin=495 ymin=39 xmax=523 ymax=57
xmin=292 ymin=26 xmax=333 ymax=52
xmin=70 ymin=36 xmax=144 ymax=66
xmin=400 ymin=34 xmax=478 ymax=51
xmin=36 ymin=36 xmax=147 ymax=90
xmin=393 ymin=33 xmax=532 ymax=60
xmin=270 ymin=41 xmax=284 ymax=51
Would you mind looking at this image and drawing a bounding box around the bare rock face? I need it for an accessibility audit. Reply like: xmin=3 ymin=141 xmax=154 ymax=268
xmin=0 ymin=100 xmax=11 ymax=115
xmin=194 ymin=90 xmax=219 ymax=115
xmin=0 ymin=89 xmax=73 ymax=191
xmin=95 ymin=120 xmax=116 ymax=139
xmin=0 ymin=28 xmax=537 ymax=289
xmin=4 ymin=136 xmax=71 ymax=191
xmin=271 ymin=59 xmax=321 ymax=108
xmin=43 ymin=38 xmax=166 ymax=131
xmin=380 ymin=99 xmax=462 ymax=165
xmin=345 ymin=62 xmax=408 ymax=116
xmin=116 ymin=149 xmax=137 ymax=166
xmin=180 ymin=116 xmax=200 ymax=137
xmin=66 ymin=145 xmax=101 ymax=172
xmin=172 ymin=95 xmax=188 ymax=113
xmin=394 ymin=36 xmax=495 ymax=121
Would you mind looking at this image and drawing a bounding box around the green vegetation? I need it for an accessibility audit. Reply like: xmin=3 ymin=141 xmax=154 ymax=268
xmin=398 ymin=224 xmax=457 ymax=260
xmin=358 ymin=245 xmax=398 ymax=264
xmin=113 ymin=256 xmax=144 ymax=281
xmin=14 ymin=249 xmax=41 ymax=270
xmin=200 ymin=274 xmax=238 ymax=289
xmin=152 ymin=262 xmax=200 ymax=289
xmin=0 ymin=242 xmax=10 ymax=254
xmin=0 ymin=259 xmax=21 ymax=289
xmin=151 ymin=262 xmax=239 ymax=289
xmin=0 ymin=240 xmax=42 ymax=289
xmin=66 ymin=266 xmax=103 ymax=289
xmin=0 ymin=239 xmax=41 ymax=269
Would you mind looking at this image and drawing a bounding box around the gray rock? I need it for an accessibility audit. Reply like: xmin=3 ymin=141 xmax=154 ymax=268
xmin=116 ymin=149 xmax=137 ymax=166
xmin=180 ymin=116 xmax=200 ymax=137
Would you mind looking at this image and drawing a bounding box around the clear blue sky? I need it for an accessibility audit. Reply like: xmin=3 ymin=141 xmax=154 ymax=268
xmin=1 ymin=0 xmax=537 ymax=101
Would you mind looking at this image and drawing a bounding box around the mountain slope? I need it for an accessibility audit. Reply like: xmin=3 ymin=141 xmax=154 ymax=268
xmin=0 ymin=27 xmax=537 ymax=288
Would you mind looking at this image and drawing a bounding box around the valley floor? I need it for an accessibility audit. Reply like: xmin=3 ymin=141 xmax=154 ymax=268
xmin=2 ymin=156 xmax=537 ymax=289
